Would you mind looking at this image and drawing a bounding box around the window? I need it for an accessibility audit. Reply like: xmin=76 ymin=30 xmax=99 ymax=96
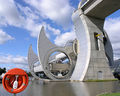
xmin=94 ymin=32 xmax=100 ymax=50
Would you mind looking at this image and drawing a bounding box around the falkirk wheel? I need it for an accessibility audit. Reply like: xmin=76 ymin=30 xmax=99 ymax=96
xmin=28 ymin=0 xmax=120 ymax=81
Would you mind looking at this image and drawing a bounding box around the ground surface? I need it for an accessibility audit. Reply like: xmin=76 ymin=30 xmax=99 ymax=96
xmin=99 ymin=93 xmax=120 ymax=96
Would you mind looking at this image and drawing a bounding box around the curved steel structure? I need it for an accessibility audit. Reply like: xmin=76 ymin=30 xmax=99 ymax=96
xmin=28 ymin=0 xmax=120 ymax=81
xmin=28 ymin=27 xmax=77 ymax=80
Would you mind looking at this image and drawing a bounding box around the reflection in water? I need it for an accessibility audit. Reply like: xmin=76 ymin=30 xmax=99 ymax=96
xmin=21 ymin=81 xmax=76 ymax=96
xmin=0 ymin=80 xmax=120 ymax=96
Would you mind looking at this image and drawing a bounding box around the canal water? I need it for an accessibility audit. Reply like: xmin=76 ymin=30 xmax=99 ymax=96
xmin=0 ymin=80 xmax=120 ymax=96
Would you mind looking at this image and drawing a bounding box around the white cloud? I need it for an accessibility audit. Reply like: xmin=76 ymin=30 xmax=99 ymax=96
xmin=17 ymin=1 xmax=62 ymax=37
xmin=16 ymin=64 xmax=29 ymax=71
xmin=17 ymin=3 xmax=39 ymax=20
xmin=24 ymin=18 xmax=61 ymax=37
xmin=0 ymin=0 xmax=24 ymax=27
xmin=24 ymin=18 xmax=43 ymax=37
xmin=104 ymin=17 xmax=120 ymax=59
xmin=47 ymin=24 xmax=61 ymax=35
xmin=54 ymin=30 xmax=76 ymax=46
xmin=24 ymin=0 xmax=74 ymax=28
xmin=0 ymin=54 xmax=29 ymax=70
xmin=0 ymin=0 xmax=61 ymax=38
xmin=17 ymin=4 xmax=61 ymax=37
xmin=0 ymin=29 xmax=14 ymax=44
xmin=0 ymin=54 xmax=27 ymax=65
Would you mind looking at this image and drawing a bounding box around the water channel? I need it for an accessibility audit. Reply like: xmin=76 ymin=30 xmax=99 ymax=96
xmin=0 ymin=80 xmax=120 ymax=96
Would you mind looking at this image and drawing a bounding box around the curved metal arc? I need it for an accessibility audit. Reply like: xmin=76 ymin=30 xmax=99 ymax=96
xmin=71 ymin=9 xmax=91 ymax=81
xmin=42 ymin=47 xmax=75 ymax=80
xmin=28 ymin=45 xmax=39 ymax=65
xmin=103 ymin=31 xmax=114 ymax=67
xmin=37 ymin=26 xmax=57 ymax=69
xmin=37 ymin=26 xmax=77 ymax=80
xmin=28 ymin=45 xmax=41 ymax=80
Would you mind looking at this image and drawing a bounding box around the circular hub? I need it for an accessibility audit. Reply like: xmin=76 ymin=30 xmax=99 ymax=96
xmin=43 ymin=48 xmax=75 ymax=80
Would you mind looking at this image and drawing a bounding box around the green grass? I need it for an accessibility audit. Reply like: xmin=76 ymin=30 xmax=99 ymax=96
xmin=99 ymin=93 xmax=120 ymax=96
xmin=85 ymin=79 xmax=118 ymax=82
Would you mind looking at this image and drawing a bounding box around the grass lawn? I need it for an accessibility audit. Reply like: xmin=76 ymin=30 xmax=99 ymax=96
xmin=85 ymin=79 xmax=118 ymax=82
xmin=99 ymin=93 xmax=120 ymax=96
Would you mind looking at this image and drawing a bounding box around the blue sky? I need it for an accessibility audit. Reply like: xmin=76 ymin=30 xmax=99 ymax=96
xmin=0 ymin=0 xmax=120 ymax=71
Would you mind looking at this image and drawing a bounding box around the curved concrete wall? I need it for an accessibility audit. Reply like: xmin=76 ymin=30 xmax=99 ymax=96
xmin=71 ymin=9 xmax=91 ymax=81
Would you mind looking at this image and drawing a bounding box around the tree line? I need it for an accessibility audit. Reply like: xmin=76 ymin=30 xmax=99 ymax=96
xmin=0 ymin=67 xmax=6 ymax=75
xmin=0 ymin=67 xmax=32 ymax=77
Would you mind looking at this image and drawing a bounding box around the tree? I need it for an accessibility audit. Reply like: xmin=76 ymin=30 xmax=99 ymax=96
xmin=0 ymin=67 xmax=6 ymax=75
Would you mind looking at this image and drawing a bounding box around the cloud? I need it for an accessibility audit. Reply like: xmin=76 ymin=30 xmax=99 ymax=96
xmin=0 ymin=54 xmax=29 ymax=70
xmin=24 ymin=18 xmax=61 ymax=38
xmin=47 ymin=24 xmax=61 ymax=35
xmin=0 ymin=29 xmax=14 ymax=44
xmin=1 ymin=0 xmax=42 ymax=38
xmin=104 ymin=17 xmax=120 ymax=59
xmin=17 ymin=3 xmax=39 ymax=20
xmin=24 ymin=18 xmax=43 ymax=37
xmin=0 ymin=0 xmax=61 ymax=38
xmin=17 ymin=1 xmax=62 ymax=37
xmin=24 ymin=0 xmax=74 ymax=28
xmin=0 ymin=54 xmax=27 ymax=65
xmin=0 ymin=0 xmax=24 ymax=27
xmin=54 ymin=29 xmax=76 ymax=46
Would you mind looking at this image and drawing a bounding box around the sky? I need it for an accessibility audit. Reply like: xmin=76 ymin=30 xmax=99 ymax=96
xmin=0 ymin=0 xmax=120 ymax=71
